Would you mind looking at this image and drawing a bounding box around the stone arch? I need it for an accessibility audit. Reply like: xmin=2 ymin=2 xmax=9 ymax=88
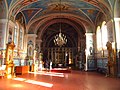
xmin=37 ymin=18 xmax=85 ymax=40
xmin=27 ymin=13 xmax=94 ymax=34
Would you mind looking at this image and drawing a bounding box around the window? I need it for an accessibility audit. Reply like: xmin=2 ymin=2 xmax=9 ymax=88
xmin=96 ymin=21 xmax=108 ymax=50
xmin=96 ymin=26 xmax=102 ymax=50
xmin=14 ymin=26 xmax=17 ymax=46
xmin=19 ymin=28 xmax=23 ymax=49
xmin=101 ymin=21 xmax=108 ymax=49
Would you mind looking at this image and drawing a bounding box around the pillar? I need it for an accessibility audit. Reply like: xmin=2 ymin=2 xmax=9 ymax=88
xmin=0 ymin=19 xmax=9 ymax=64
xmin=0 ymin=19 xmax=8 ymax=49
xmin=114 ymin=0 xmax=120 ymax=77
xmin=27 ymin=34 xmax=37 ymax=71
xmin=24 ymin=34 xmax=28 ymax=53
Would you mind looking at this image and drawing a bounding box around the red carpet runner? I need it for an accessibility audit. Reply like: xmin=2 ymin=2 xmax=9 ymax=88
xmin=50 ymin=68 xmax=71 ymax=73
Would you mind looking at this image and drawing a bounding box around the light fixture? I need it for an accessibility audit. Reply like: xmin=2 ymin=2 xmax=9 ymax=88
xmin=54 ymin=0 xmax=67 ymax=47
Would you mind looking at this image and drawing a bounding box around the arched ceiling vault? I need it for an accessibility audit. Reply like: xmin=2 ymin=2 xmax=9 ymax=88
xmin=4 ymin=0 xmax=114 ymax=31
xmin=1 ymin=0 xmax=115 ymax=34
xmin=36 ymin=18 xmax=84 ymax=40
xmin=44 ymin=33 xmax=77 ymax=47
xmin=28 ymin=13 xmax=93 ymax=35
xmin=42 ymin=22 xmax=79 ymax=48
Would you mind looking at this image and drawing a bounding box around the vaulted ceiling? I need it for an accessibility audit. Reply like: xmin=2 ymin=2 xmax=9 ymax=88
xmin=1 ymin=1 xmax=114 ymax=25
xmin=0 ymin=0 xmax=115 ymax=36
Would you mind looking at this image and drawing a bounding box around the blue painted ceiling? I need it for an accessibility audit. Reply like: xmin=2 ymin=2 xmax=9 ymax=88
xmin=5 ymin=0 xmax=114 ymax=25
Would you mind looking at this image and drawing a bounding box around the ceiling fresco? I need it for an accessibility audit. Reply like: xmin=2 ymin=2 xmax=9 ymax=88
xmin=6 ymin=0 xmax=11 ymax=8
xmin=1 ymin=0 xmax=116 ymax=34
xmin=0 ymin=0 xmax=7 ymax=19
xmin=22 ymin=8 xmax=42 ymax=23
xmin=0 ymin=0 xmax=117 ymax=48
xmin=4 ymin=0 xmax=113 ymax=22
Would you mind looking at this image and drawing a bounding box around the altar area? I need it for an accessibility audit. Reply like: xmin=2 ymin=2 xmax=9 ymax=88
xmin=43 ymin=47 xmax=74 ymax=68
xmin=50 ymin=68 xmax=71 ymax=73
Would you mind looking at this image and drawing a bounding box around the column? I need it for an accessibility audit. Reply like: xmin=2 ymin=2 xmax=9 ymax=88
xmin=68 ymin=48 xmax=71 ymax=64
xmin=24 ymin=34 xmax=28 ymax=53
xmin=0 ymin=19 xmax=8 ymax=64
xmin=71 ymin=48 xmax=73 ymax=64
xmin=114 ymin=0 xmax=120 ymax=77
xmin=62 ymin=48 xmax=65 ymax=64
xmin=38 ymin=51 xmax=43 ymax=71
xmin=58 ymin=48 xmax=59 ymax=63
xmin=78 ymin=36 xmax=81 ymax=52
xmin=0 ymin=19 xmax=8 ymax=49
xmin=65 ymin=48 xmax=68 ymax=67
xmin=33 ymin=50 xmax=38 ymax=72
xmin=27 ymin=34 xmax=37 ymax=71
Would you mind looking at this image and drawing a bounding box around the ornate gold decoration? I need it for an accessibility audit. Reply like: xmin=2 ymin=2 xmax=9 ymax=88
xmin=106 ymin=41 xmax=116 ymax=77
xmin=5 ymin=41 xmax=15 ymax=78
xmin=51 ymin=3 xmax=69 ymax=11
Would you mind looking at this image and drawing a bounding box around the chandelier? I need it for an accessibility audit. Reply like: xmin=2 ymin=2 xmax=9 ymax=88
xmin=54 ymin=0 xmax=67 ymax=47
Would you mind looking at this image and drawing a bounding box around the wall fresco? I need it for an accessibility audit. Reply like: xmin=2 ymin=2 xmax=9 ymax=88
xmin=0 ymin=0 xmax=7 ymax=19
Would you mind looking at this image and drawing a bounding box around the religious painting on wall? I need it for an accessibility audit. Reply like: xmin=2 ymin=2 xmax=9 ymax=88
xmin=0 ymin=0 xmax=6 ymax=19
xmin=8 ymin=28 xmax=13 ymax=43
xmin=28 ymin=46 xmax=33 ymax=56
xmin=27 ymin=40 xmax=34 ymax=57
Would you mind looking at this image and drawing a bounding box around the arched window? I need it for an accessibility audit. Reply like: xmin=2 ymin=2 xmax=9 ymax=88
xmin=19 ymin=28 xmax=23 ymax=49
xmin=101 ymin=21 xmax=108 ymax=49
xmin=96 ymin=22 xmax=108 ymax=51
xmin=14 ymin=25 xmax=17 ymax=46
xmin=96 ymin=26 xmax=102 ymax=50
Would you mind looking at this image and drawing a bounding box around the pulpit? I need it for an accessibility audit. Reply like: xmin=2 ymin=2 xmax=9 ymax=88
xmin=5 ymin=42 xmax=15 ymax=78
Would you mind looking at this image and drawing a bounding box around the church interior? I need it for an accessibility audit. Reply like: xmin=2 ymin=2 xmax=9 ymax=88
xmin=0 ymin=0 xmax=120 ymax=90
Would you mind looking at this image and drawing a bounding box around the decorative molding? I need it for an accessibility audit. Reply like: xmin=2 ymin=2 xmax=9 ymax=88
xmin=8 ymin=20 xmax=15 ymax=27
xmin=27 ymin=34 xmax=37 ymax=37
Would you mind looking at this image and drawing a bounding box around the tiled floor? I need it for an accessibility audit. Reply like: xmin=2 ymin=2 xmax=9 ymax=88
xmin=0 ymin=70 xmax=120 ymax=90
